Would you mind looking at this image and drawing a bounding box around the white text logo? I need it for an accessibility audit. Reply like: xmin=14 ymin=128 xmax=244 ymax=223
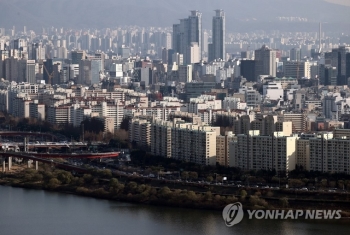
xmin=222 ymin=202 xmax=244 ymax=227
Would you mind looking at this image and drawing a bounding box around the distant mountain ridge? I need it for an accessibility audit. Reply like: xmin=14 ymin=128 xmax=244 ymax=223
xmin=0 ymin=0 xmax=349 ymax=32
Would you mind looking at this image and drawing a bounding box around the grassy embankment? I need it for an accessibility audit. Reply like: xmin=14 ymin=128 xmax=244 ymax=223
xmin=1 ymin=163 xmax=350 ymax=217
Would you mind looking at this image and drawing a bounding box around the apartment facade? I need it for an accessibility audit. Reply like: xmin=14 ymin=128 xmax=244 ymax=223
xmin=229 ymin=130 xmax=297 ymax=172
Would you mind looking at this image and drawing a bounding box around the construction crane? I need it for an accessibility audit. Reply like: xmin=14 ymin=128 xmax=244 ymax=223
xmin=43 ymin=51 xmax=54 ymax=85
xmin=43 ymin=63 xmax=54 ymax=85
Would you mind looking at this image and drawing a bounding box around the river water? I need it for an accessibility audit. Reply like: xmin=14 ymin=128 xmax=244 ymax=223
xmin=0 ymin=185 xmax=349 ymax=235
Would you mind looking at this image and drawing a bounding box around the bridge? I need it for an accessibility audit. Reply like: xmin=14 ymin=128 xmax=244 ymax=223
xmin=0 ymin=151 xmax=120 ymax=172
xmin=0 ymin=152 xmax=91 ymax=173
xmin=0 ymin=141 xmax=87 ymax=149
xmin=0 ymin=151 xmax=120 ymax=159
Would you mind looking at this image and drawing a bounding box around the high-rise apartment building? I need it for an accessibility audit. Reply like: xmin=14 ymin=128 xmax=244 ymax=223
xmin=188 ymin=10 xmax=202 ymax=60
xmin=129 ymin=118 xmax=151 ymax=149
xmin=172 ymin=11 xmax=202 ymax=65
xmin=130 ymin=118 xmax=218 ymax=166
xmin=229 ymin=130 xmax=297 ymax=172
xmin=290 ymin=48 xmax=301 ymax=61
xmin=78 ymin=58 xmax=101 ymax=85
xmin=209 ymin=10 xmax=225 ymax=62
xmin=150 ymin=119 xmax=173 ymax=158
xmin=216 ymin=131 xmax=235 ymax=166
xmin=171 ymin=122 xmax=217 ymax=165
xmin=78 ymin=60 xmax=91 ymax=85
xmin=24 ymin=60 xmax=36 ymax=83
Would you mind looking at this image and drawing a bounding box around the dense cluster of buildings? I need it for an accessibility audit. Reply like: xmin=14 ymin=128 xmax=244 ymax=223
xmin=0 ymin=10 xmax=350 ymax=174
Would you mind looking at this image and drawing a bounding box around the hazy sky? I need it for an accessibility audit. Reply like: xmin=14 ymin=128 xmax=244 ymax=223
xmin=325 ymin=0 xmax=350 ymax=6
xmin=0 ymin=0 xmax=349 ymax=32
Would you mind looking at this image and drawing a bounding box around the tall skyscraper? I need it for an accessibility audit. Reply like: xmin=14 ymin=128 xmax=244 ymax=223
xmin=209 ymin=10 xmax=225 ymax=62
xmin=346 ymin=53 xmax=350 ymax=84
xmin=254 ymin=45 xmax=277 ymax=77
xmin=240 ymin=60 xmax=257 ymax=82
xmin=91 ymin=58 xmax=102 ymax=84
xmin=338 ymin=46 xmax=350 ymax=85
xmin=80 ymin=34 xmax=91 ymax=51
xmin=25 ymin=60 xmax=36 ymax=83
xmin=290 ymin=48 xmax=301 ymax=61
xmin=172 ymin=24 xmax=181 ymax=53
xmin=188 ymin=10 xmax=202 ymax=60
xmin=43 ymin=59 xmax=53 ymax=84
xmin=29 ymin=42 xmax=45 ymax=61
xmin=162 ymin=48 xmax=168 ymax=64
xmin=78 ymin=60 xmax=91 ymax=85
xmin=71 ymin=50 xmax=86 ymax=64
xmin=172 ymin=11 xmax=202 ymax=65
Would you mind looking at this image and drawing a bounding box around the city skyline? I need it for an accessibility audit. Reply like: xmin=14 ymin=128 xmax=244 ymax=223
xmin=1 ymin=1 xmax=350 ymax=233
xmin=1 ymin=0 xmax=350 ymax=33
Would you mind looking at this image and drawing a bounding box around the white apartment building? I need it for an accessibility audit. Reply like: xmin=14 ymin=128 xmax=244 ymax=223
xmin=129 ymin=118 xmax=151 ymax=149
xmin=12 ymin=83 xmax=39 ymax=93
xmin=70 ymin=104 xmax=92 ymax=127
xmin=222 ymin=97 xmax=247 ymax=110
xmin=229 ymin=130 xmax=297 ymax=172
xmin=12 ymin=96 xmax=31 ymax=118
xmin=29 ymin=100 xmax=45 ymax=120
xmin=171 ymin=122 xmax=217 ymax=165
xmin=244 ymin=87 xmax=261 ymax=108
xmin=309 ymin=133 xmax=350 ymax=174
xmin=91 ymin=101 xmax=124 ymax=129
xmin=186 ymin=95 xmax=222 ymax=114
xmin=99 ymin=117 xmax=115 ymax=134
xmin=178 ymin=65 xmax=192 ymax=83
xmin=187 ymin=42 xmax=200 ymax=64
xmin=322 ymin=93 xmax=341 ymax=120
xmin=47 ymin=106 xmax=70 ymax=125
xmin=150 ymin=119 xmax=173 ymax=158
xmin=125 ymin=106 xmax=181 ymax=121
xmin=157 ymin=96 xmax=183 ymax=107
xmin=109 ymin=63 xmax=123 ymax=78
xmin=216 ymin=131 xmax=236 ymax=166
xmin=83 ymin=88 xmax=146 ymax=103
xmin=198 ymin=109 xmax=213 ymax=125
xmin=296 ymin=134 xmax=316 ymax=171
xmin=263 ymin=82 xmax=284 ymax=100
xmin=129 ymin=118 xmax=219 ymax=166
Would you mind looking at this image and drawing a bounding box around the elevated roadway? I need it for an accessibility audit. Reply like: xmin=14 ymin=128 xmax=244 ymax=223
xmin=0 ymin=152 xmax=90 ymax=173
xmin=0 ymin=151 xmax=120 ymax=159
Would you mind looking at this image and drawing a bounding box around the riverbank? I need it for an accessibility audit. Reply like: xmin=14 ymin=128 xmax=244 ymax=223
xmin=1 ymin=166 xmax=350 ymax=217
